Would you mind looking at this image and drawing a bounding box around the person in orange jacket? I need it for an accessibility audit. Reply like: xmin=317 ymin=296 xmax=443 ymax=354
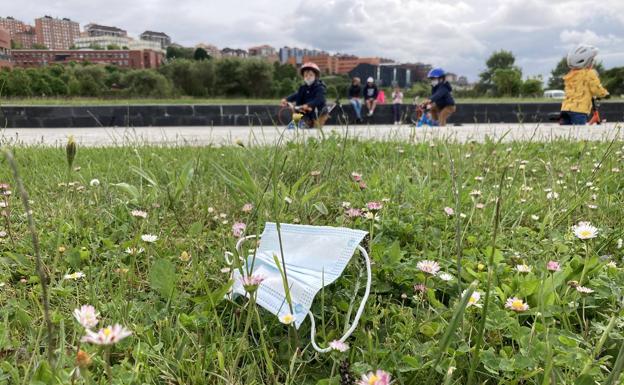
xmin=560 ymin=44 xmax=609 ymax=125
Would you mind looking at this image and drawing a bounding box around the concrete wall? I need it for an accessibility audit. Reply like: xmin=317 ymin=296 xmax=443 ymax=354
xmin=1 ymin=103 xmax=622 ymax=128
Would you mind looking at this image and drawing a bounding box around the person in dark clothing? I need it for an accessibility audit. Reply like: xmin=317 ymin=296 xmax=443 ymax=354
xmin=281 ymin=62 xmax=327 ymax=128
xmin=363 ymin=77 xmax=379 ymax=116
xmin=348 ymin=77 xmax=363 ymax=122
xmin=423 ymin=68 xmax=456 ymax=126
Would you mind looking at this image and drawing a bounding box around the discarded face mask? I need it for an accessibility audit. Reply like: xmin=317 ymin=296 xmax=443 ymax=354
xmin=227 ymin=222 xmax=371 ymax=353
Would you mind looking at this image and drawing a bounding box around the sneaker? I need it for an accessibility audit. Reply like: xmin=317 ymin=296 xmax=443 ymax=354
xmin=287 ymin=121 xmax=296 ymax=130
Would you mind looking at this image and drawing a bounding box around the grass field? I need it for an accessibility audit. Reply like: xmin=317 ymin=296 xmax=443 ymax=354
xmin=0 ymin=135 xmax=623 ymax=384
xmin=1 ymin=96 xmax=623 ymax=106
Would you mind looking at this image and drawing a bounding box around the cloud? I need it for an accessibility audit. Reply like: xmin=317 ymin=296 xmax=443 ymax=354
xmin=2 ymin=0 xmax=623 ymax=80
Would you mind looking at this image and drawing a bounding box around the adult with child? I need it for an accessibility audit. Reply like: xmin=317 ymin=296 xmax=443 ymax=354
xmin=348 ymin=77 xmax=364 ymax=123
xmin=280 ymin=62 xmax=327 ymax=128
xmin=560 ymin=44 xmax=609 ymax=125
xmin=422 ymin=68 xmax=456 ymax=126
xmin=363 ymin=77 xmax=379 ymax=117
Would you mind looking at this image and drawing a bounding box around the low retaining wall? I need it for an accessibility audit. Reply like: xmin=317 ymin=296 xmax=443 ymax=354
xmin=1 ymin=103 xmax=622 ymax=128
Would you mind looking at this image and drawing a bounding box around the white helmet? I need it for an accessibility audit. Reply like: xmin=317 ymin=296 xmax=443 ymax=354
xmin=567 ymin=44 xmax=598 ymax=69
xmin=367 ymin=77 xmax=374 ymax=83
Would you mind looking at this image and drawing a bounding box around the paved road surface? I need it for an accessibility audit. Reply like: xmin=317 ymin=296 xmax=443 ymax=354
xmin=1 ymin=123 xmax=622 ymax=147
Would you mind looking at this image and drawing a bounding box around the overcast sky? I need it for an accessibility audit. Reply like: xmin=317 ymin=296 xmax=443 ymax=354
xmin=4 ymin=0 xmax=624 ymax=81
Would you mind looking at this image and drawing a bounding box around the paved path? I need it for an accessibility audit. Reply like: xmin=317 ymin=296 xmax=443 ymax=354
xmin=1 ymin=123 xmax=622 ymax=147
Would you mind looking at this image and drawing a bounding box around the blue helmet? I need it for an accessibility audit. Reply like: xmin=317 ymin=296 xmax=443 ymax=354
xmin=427 ymin=68 xmax=446 ymax=78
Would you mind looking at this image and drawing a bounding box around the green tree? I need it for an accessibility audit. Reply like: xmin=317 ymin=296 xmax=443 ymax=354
xmin=602 ymin=67 xmax=624 ymax=96
xmin=492 ymin=68 xmax=522 ymax=96
xmin=191 ymin=60 xmax=216 ymax=96
xmin=25 ymin=68 xmax=53 ymax=96
xmin=120 ymin=69 xmax=173 ymax=97
xmin=31 ymin=43 xmax=48 ymax=49
xmin=521 ymin=78 xmax=543 ymax=97
xmin=47 ymin=76 xmax=69 ymax=96
xmin=193 ymin=48 xmax=210 ymax=61
xmin=5 ymin=68 xmax=33 ymax=97
xmin=477 ymin=50 xmax=519 ymax=95
xmin=548 ymin=58 xmax=568 ymax=90
xmin=215 ymin=57 xmax=245 ymax=96
xmin=238 ymin=59 xmax=274 ymax=97
xmin=273 ymin=62 xmax=297 ymax=82
xmin=166 ymin=46 xmax=194 ymax=60
xmin=159 ymin=59 xmax=197 ymax=96
xmin=272 ymin=78 xmax=298 ymax=98
xmin=107 ymin=44 xmax=121 ymax=50
xmin=69 ymin=65 xmax=108 ymax=96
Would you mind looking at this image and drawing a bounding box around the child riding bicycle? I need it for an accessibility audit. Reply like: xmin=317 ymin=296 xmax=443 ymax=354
xmin=280 ymin=62 xmax=327 ymax=128
xmin=422 ymin=68 xmax=455 ymax=126
xmin=560 ymin=44 xmax=609 ymax=125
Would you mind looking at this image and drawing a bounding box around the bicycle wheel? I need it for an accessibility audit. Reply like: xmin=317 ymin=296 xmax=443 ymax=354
xmin=277 ymin=106 xmax=293 ymax=126
xmin=409 ymin=107 xmax=423 ymax=125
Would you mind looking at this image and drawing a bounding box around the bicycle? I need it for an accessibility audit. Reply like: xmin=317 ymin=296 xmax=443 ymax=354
xmin=277 ymin=99 xmax=343 ymax=129
xmin=277 ymin=102 xmax=310 ymax=129
xmin=550 ymin=97 xmax=606 ymax=125
xmin=408 ymin=97 xmax=437 ymax=127
xmin=588 ymin=98 xmax=603 ymax=125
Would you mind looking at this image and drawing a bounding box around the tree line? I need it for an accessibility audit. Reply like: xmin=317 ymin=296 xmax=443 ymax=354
xmin=0 ymin=49 xmax=622 ymax=99
xmin=0 ymin=57 xmax=302 ymax=98
xmin=466 ymin=50 xmax=623 ymax=97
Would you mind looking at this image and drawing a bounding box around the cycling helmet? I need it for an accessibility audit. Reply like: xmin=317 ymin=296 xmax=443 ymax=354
xmin=300 ymin=62 xmax=321 ymax=76
xmin=567 ymin=44 xmax=598 ymax=69
xmin=427 ymin=68 xmax=446 ymax=78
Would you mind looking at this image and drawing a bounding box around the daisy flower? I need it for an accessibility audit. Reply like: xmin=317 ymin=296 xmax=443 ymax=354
xmin=73 ymin=305 xmax=99 ymax=330
xmin=359 ymin=370 xmax=391 ymax=385
xmin=351 ymin=172 xmax=362 ymax=182
xmin=141 ymin=234 xmax=158 ymax=243
xmin=576 ymin=286 xmax=594 ymax=294
xmin=346 ymin=208 xmax=362 ymax=218
xmin=279 ymin=313 xmax=294 ymax=325
xmin=417 ymin=260 xmax=440 ymax=276
xmin=329 ymin=340 xmax=349 ymax=352
xmin=462 ymin=290 xmax=482 ymax=308
xmin=232 ymin=222 xmax=247 ymax=238
xmin=572 ymin=221 xmax=598 ymax=240
xmin=64 ymin=271 xmax=85 ymax=280
xmin=438 ymin=272 xmax=454 ymax=281
xmin=366 ymin=201 xmax=383 ymax=211
xmin=515 ymin=264 xmax=532 ymax=273
xmin=240 ymin=274 xmax=265 ymax=292
xmin=81 ymin=324 xmax=132 ymax=345
xmin=131 ymin=210 xmax=148 ymax=219
xmin=505 ymin=297 xmax=529 ymax=312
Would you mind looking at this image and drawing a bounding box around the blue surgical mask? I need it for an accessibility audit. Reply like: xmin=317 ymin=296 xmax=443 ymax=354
xmin=229 ymin=222 xmax=371 ymax=352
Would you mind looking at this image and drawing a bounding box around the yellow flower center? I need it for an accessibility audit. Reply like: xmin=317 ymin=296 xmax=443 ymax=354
xmin=469 ymin=297 xmax=476 ymax=304
xmin=103 ymin=328 xmax=112 ymax=336
xmin=368 ymin=375 xmax=379 ymax=384
xmin=579 ymin=230 xmax=592 ymax=238
xmin=511 ymin=300 xmax=524 ymax=310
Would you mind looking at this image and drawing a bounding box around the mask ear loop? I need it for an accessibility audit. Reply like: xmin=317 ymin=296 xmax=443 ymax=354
xmin=308 ymin=244 xmax=372 ymax=353
xmin=224 ymin=235 xmax=257 ymax=265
